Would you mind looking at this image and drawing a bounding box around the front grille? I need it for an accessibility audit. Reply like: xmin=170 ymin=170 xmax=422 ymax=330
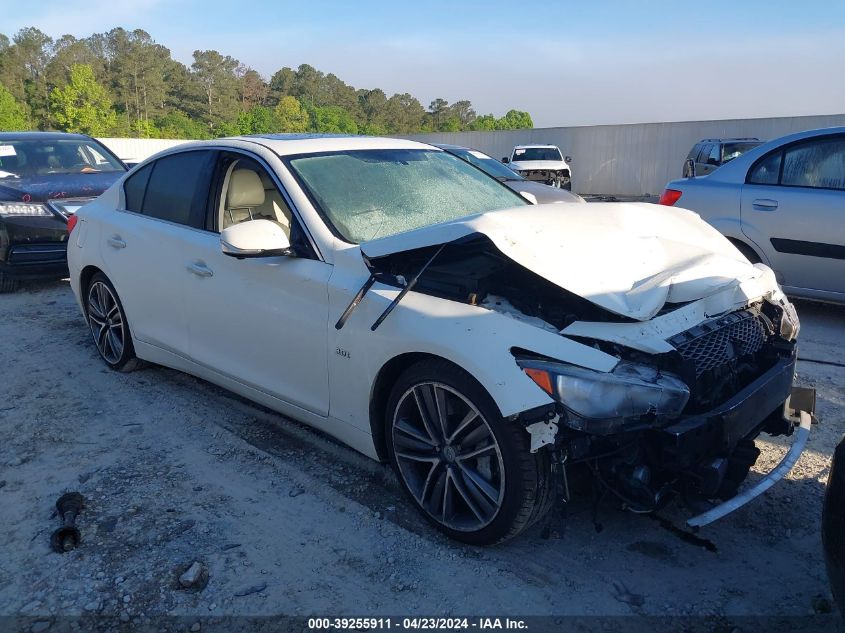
xmin=669 ymin=310 xmax=767 ymax=377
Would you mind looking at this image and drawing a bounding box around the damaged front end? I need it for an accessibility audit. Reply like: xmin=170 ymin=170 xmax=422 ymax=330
xmin=516 ymin=298 xmax=811 ymax=526
xmin=357 ymin=203 xmax=813 ymax=527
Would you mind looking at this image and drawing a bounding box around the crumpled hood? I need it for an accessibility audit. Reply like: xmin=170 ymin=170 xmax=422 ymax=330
xmin=509 ymin=160 xmax=569 ymax=171
xmin=0 ymin=172 xmax=122 ymax=203
xmin=360 ymin=202 xmax=767 ymax=322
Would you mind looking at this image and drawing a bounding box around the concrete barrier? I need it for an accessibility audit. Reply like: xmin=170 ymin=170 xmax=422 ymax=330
xmin=405 ymin=113 xmax=845 ymax=196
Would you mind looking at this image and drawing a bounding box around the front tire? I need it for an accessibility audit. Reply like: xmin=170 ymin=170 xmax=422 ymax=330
xmin=85 ymin=273 xmax=140 ymax=372
xmin=385 ymin=359 xmax=553 ymax=544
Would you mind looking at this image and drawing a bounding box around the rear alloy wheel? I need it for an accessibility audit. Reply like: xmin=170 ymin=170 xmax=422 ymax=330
xmin=386 ymin=360 xmax=553 ymax=544
xmin=85 ymin=273 xmax=140 ymax=371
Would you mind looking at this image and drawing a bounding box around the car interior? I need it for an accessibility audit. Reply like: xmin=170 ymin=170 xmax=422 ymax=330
xmin=218 ymin=159 xmax=293 ymax=238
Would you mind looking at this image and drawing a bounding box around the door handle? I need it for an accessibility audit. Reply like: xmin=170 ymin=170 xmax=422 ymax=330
xmin=752 ymin=198 xmax=779 ymax=211
xmin=107 ymin=236 xmax=126 ymax=249
xmin=186 ymin=262 xmax=213 ymax=278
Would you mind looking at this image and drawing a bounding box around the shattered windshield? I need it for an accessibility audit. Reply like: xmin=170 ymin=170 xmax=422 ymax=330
xmin=0 ymin=139 xmax=125 ymax=179
xmin=288 ymin=149 xmax=527 ymax=243
xmin=512 ymin=147 xmax=562 ymax=162
xmin=450 ymin=148 xmax=524 ymax=181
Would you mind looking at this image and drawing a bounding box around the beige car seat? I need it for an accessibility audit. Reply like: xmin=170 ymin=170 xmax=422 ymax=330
xmin=221 ymin=165 xmax=292 ymax=238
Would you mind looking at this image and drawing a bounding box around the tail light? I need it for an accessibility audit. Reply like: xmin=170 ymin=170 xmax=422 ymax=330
xmin=66 ymin=214 xmax=79 ymax=234
xmin=658 ymin=189 xmax=683 ymax=206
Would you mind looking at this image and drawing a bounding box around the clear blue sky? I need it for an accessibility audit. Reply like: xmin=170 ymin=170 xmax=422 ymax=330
xmin=4 ymin=0 xmax=844 ymax=127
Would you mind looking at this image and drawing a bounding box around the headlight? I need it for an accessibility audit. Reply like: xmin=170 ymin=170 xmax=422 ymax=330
xmin=778 ymin=298 xmax=800 ymax=341
xmin=517 ymin=358 xmax=690 ymax=435
xmin=0 ymin=202 xmax=52 ymax=218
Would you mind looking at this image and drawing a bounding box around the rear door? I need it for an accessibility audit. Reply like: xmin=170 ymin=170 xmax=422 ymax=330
xmin=740 ymin=134 xmax=845 ymax=295
xmin=99 ymin=150 xmax=215 ymax=354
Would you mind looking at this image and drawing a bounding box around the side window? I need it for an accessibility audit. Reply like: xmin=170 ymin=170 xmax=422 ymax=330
xmin=707 ymin=144 xmax=722 ymax=165
xmin=141 ymin=151 xmax=213 ymax=228
xmin=747 ymin=150 xmax=782 ymax=185
xmin=696 ymin=144 xmax=713 ymax=164
xmin=781 ymin=137 xmax=845 ymax=190
xmin=212 ymin=152 xmax=316 ymax=259
xmin=123 ymin=163 xmax=152 ymax=212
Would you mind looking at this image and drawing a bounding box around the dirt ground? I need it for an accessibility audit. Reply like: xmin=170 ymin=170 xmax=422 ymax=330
xmin=0 ymin=281 xmax=843 ymax=630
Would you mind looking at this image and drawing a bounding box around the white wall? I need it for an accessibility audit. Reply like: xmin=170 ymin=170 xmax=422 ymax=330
xmin=97 ymin=137 xmax=188 ymax=163
xmin=406 ymin=113 xmax=845 ymax=196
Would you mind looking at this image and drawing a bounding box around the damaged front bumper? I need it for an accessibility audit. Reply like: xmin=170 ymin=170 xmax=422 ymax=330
xmin=686 ymin=386 xmax=815 ymax=528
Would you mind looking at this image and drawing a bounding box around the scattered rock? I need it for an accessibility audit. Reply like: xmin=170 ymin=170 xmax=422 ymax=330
xmin=812 ymin=595 xmax=833 ymax=614
xmin=31 ymin=620 xmax=51 ymax=633
xmin=191 ymin=624 xmax=201 ymax=632
xmin=234 ymin=582 xmax=267 ymax=597
xmin=222 ymin=543 xmax=241 ymax=551
xmin=83 ymin=600 xmax=100 ymax=612
xmin=179 ymin=561 xmax=205 ymax=589
xmin=288 ymin=487 xmax=305 ymax=498
xmin=0 ymin=480 xmax=6 ymax=489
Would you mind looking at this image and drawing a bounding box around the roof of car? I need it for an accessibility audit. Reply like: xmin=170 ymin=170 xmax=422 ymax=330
xmin=696 ymin=138 xmax=761 ymax=143
xmin=513 ymin=144 xmax=559 ymax=149
xmin=238 ymin=133 xmax=436 ymax=156
xmin=0 ymin=131 xmax=94 ymax=142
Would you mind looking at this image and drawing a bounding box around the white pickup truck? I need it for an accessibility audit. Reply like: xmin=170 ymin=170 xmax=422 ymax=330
xmin=503 ymin=144 xmax=572 ymax=190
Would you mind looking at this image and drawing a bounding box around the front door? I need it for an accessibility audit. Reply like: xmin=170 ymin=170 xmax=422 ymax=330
xmin=181 ymin=150 xmax=332 ymax=416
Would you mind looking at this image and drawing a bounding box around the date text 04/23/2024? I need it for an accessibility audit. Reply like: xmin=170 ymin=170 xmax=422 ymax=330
xmin=307 ymin=618 xmax=528 ymax=630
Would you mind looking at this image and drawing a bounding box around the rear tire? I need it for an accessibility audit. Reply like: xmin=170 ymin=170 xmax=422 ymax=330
xmin=85 ymin=272 xmax=141 ymax=372
xmin=385 ymin=359 xmax=553 ymax=545
xmin=0 ymin=274 xmax=19 ymax=293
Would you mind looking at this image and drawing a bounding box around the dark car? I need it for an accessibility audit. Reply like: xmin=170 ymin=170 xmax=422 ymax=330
xmin=435 ymin=144 xmax=584 ymax=204
xmin=824 ymin=434 xmax=845 ymax=617
xmin=682 ymin=137 xmax=764 ymax=177
xmin=0 ymin=132 xmax=127 ymax=292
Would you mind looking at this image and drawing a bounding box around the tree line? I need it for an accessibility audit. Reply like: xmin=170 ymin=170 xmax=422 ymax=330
xmin=0 ymin=27 xmax=534 ymax=138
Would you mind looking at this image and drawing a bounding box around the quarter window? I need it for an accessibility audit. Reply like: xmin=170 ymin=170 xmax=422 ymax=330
xmin=748 ymin=151 xmax=782 ymax=185
xmin=123 ymin=163 xmax=152 ymax=212
xmin=781 ymin=137 xmax=845 ymax=190
xmin=139 ymin=151 xmax=213 ymax=227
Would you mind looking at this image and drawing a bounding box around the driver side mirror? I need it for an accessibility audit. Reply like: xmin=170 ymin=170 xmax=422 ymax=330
xmin=564 ymin=156 xmax=572 ymax=163
xmin=685 ymin=158 xmax=696 ymax=178
xmin=221 ymin=219 xmax=292 ymax=258
xmin=501 ymin=157 xmax=509 ymax=163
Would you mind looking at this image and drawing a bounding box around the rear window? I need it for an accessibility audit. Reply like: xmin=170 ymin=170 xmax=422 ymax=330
xmin=121 ymin=151 xmax=212 ymax=228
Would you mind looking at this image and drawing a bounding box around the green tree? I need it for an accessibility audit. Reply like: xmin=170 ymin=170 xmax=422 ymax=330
xmin=237 ymin=105 xmax=277 ymax=134
xmin=274 ymin=95 xmax=309 ymax=132
xmin=311 ymin=105 xmax=357 ymax=134
xmin=496 ymin=109 xmax=533 ymax=130
xmin=469 ymin=114 xmax=497 ymax=131
xmin=153 ymin=111 xmax=208 ymax=139
xmin=50 ymin=64 xmax=117 ymax=135
xmin=191 ymin=49 xmax=240 ymax=132
xmin=0 ymin=81 xmax=28 ymax=130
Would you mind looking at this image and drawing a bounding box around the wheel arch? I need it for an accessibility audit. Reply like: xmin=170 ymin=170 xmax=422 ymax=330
xmin=79 ymin=264 xmax=103 ymax=298
xmin=368 ymin=352 xmax=490 ymax=462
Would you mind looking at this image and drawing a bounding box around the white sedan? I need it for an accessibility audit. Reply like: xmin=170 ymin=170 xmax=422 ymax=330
xmin=68 ymin=135 xmax=806 ymax=544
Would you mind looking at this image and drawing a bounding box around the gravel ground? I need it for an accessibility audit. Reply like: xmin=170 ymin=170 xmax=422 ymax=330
xmin=0 ymin=281 xmax=843 ymax=630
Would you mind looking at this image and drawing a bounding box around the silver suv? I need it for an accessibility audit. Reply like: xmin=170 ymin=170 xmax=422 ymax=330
xmin=683 ymin=138 xmax=763 ymax=177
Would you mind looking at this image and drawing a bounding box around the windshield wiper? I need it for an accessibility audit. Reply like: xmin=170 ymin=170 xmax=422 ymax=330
xmin=371 ymin=244 xmax=446 ymax=331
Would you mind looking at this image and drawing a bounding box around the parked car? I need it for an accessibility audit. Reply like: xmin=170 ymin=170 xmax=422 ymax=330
xmin=682 ymin=138 xmax=763 ymax=177
xmin=660 ymin=127 xmax=845 ymax=304
xmin=435 ymin=144 xmax=583 ymax=204
xmin=0 ymin=132 xmax=128 ymax=292
xmin=69 ymin=134 xmax=808 ymax=544
xmin=502 ymin=144 xmax=572 ymax=190
xmin=824 ymin=434 xmax=845 ymax=618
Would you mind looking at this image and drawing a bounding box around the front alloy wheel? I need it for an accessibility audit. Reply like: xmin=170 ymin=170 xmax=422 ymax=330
xmin=386 ymin=360 xmax=553 ymax=544
xmin=85 ymin=273 xmax=140 ymax=371
xmin=392 ymin=382 xmax=505 ymax=532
